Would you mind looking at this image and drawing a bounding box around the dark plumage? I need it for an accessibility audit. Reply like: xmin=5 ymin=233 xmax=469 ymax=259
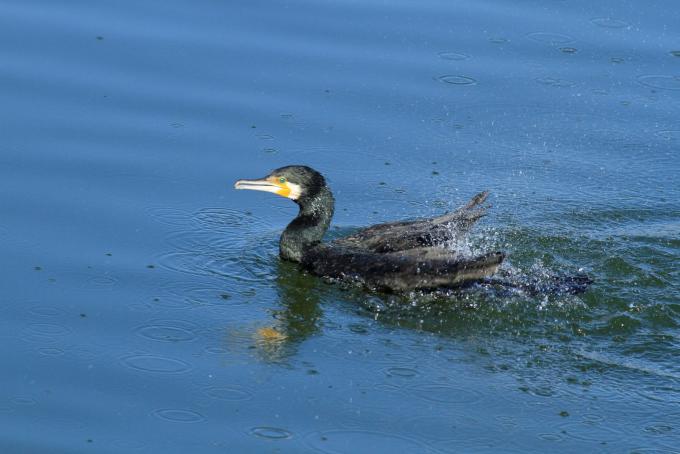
xmin=235 ymin=165 xmax=504 ymax=292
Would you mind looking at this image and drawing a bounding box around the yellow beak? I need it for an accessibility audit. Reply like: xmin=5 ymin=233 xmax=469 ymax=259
xmin=234 ymin=177 xmax=291 ymax=198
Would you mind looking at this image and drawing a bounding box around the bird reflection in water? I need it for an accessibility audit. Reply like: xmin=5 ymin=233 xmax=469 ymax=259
xmin=251 ymin=260 xmax=325 ymax=362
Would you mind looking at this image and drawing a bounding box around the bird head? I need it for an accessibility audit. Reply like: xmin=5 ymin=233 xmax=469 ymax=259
xmin=234 ymin=165 xmax=326 ymax=202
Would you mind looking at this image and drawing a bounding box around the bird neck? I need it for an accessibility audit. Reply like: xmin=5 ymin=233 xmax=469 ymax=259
xmin=280 ymin=186 xmax=334 ymax=262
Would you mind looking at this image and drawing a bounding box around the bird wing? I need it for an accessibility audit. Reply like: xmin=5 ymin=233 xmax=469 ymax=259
xmin=303 ymin=243 xmax=504 ymax=292
xmin=332 ymin=191 xmax=490 ymax=253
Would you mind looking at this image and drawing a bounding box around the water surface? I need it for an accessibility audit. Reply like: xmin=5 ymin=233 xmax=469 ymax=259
xmin=1 ymin=0 xmax=679 ymax=452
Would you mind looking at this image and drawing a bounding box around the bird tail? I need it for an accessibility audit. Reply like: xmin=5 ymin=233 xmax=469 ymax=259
xmin=432 ymin=191 xmax=490 ymax=228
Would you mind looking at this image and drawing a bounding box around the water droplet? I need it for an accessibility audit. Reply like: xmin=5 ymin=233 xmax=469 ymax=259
xmin=435 ymin=75 xmax=477 ymax=86
xmin=120 ymin=354 xmax=192 ymax=374
xmin=152 ymin=408 xmax=205 ymax=423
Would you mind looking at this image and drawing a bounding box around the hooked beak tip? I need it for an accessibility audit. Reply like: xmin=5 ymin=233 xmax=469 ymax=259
xmin=233 ymin=178 xmax=280 ymax=194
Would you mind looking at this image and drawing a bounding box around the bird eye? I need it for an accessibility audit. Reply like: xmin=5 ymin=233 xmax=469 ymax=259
xmin=279 ymin=177 xmax=287 ymax=184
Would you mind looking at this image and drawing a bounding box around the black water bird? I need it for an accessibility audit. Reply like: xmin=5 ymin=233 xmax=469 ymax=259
xmin=235 ymin=165 xmax=504 ymax=292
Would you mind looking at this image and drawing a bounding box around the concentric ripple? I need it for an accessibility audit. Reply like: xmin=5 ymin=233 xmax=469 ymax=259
xmin=637 ymin=75 xmax=680 ymax=91
xmin=591 ymin=17 xmax=629 ymax=28
xmin=135 ymin=320 xmax=198 ymax=343
xmin=36 ymin=347 xmax=65 ymax=356
xmin=527 ymin=32 xmax=574 ymax=44
xmin=250 ymin=426 xmax=292 ymax=440
xmin=120 ymin=354 xmax=192 ymax=374
xmin=28 ymin=305 xmax=65 ymax=317
xmin=203 ymin=385 xmax=254 ymax=402
xmin=383 ymin=366 xmax=419 ymax=378
xmin=535 ymin=77 xmax=576 ymax=88
xmin=435 ymin=75 xmax=477 ymax=85
xmin=23 ymin=323 xmax=72 ymax=339
xmin=152 ymin=408 xmax=205 ymax=423
xmin=408 ymin=383 xmax=484 ymax=404
xmin=438 ymin=51 xmax=470 ymax=61
xmin=304 ymin=429 xmax=432 ymax=453
xmin=145 ymin=206 xmax=194 ymax=226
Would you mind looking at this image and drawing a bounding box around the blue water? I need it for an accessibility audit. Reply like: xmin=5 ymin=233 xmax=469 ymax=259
xmin=1 ymin=0 xmax=679 ymax=452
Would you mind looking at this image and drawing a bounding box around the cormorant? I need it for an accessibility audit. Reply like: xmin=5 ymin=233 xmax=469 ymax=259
xmin=235 ymin=165 xmax=504 ymax=292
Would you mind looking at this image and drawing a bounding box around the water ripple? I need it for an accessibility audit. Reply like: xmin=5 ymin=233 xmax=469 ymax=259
xmin=11 ymin=397 xmax=37 ymax=406
xmin=438 ymin=51 xmax=470 ymax=61
xmin=23 ymin=323 xmax=72 ymax=339
xmin=152 ymin=408 xmax=205 ymax=423
xmin=135 ymin=319 xmax=198 ymax=343
xmin=383 ymin=366 xmax=419 ymax=378
xmin=655 ymin=130 xmax=680 ymax=141
xmin=535 ymin=77 xmax=576 ymax=88
xmin=250 ymin=426 xmax=292 ymax=440
xmin=397 ymin=415 xmax=459 ymax=441
xmin=304 ymin=429 xmax=432 ymax=453
xmin=435 ymin=74 xmax=477 ymax=86
xmin=28 ymin=305 xmax=65 ymax=317
xmin=193 ymin=208 xmax=270 ymax=231
xmin=120 ymin=354 xmax=192 ymax=374
xmin=37 ymin=346 xmax=65 ymax=356
xmin=408 ymin=383 xmax=484 ymax=404
xmin=527 ymin=32 xmax=575 ymax=44
xmin=558 ymin=422 xmax=623 ymax=443
xmin=591 ymin=17 xmax=629 ymax=28
xmin=203 ymin=385 xmax=254 ymax=402
xmin=145 ymin=206 xmax=194 ymax=227
xmin=637 ymin=75 xmax=680 ymax=91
